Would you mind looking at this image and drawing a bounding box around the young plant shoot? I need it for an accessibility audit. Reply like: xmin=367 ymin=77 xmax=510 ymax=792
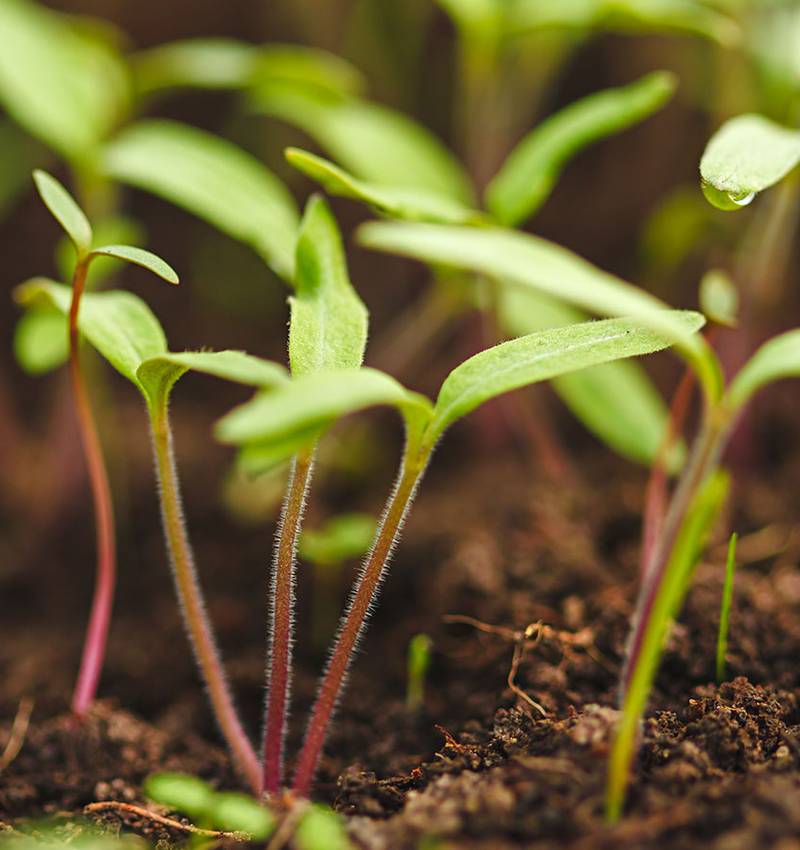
xmin=15 ymin=278 xmax=287 ymax=793
xmin=217 ymin=310 xmax=705 ymax=794
xmin=31 ymin=170 xmax=178 ymax=718
xmin=716 ymin=533 xmax=738 ymax=683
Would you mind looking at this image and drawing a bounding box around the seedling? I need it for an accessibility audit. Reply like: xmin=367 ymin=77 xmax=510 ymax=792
xmin=217 ymin=309 xmax=704 ymax=794
xmin=407 ymin=634 xmax=433 ymax=711
xmin=31 ymin=170 xmax=177 ymax=718
xmin=716 ymin=533 xmax=738 ymax=683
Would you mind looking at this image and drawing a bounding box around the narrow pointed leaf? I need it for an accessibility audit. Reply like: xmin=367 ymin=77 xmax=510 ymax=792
xmin=358 ymin=221 xmax=719 ymax=397
xmin=33 ymin=170 xmax=92 ymax=259
xmin=102 ymin=120 xmax=299 ymax=279
xmin=289 ymin=195 xmax=368 ymax=376
xmin=428 ymin=312 xmax=704 ymax=442
xmin=700 ymin=114 xmax=800 ymax=210
xmin=286 ymin=148 xmax=484 ymax=225
xmin=216 ymin=367 xmax=434 ymax=451
xmin=487 ymin=72 xmax=676 ymax=225
xmin=252 ymin=88 xmax=474 ymax=204
xmin=499 ymin=287 xmax=678 ymax=467
xmin=726 ymin=329 xmax=800 ymax=412
xmin=90 ymin=245 xmax=179 ymax=285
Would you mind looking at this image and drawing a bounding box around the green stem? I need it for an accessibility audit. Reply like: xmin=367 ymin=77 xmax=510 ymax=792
xmin=149 ymin=403 xmax=260 ymax=793
xmin=716 ymin=533 xmax=738 ymax=683
xmin=292 ymin=448 xmax=427 ymax=796
xmin=69 ymin=260 xmax=117 ymax=717
xmin=263 ymin=451 xmax=315 ymax=796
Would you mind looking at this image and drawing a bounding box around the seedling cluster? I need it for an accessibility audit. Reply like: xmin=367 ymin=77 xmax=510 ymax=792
xmin=7 ymin=0 xmax=800 ymax=834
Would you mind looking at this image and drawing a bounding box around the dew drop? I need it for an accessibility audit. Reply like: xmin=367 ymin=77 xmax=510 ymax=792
xmin=728 ymin=190 xmax=755 ymax=207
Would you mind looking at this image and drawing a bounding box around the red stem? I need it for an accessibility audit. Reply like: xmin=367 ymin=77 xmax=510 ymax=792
xmin=292 ymin=456 xmax=424 ymax=796
xmin=68 ymin=261 xmax=117 ymax=717
xmin=263 ymin=452 xmax=315 ymax=796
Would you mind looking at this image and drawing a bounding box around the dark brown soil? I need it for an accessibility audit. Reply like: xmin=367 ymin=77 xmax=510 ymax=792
xmin=3 ymin=387 xmax=800 ymax=850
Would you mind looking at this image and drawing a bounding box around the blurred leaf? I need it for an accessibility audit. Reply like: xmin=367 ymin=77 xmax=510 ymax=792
xmin=289 ymin=195 xmax=368 ymax=376
xmin=208 ymin=792 xmax=275 ymax=839
xmin=90 ymin=245 xmax=179 ymax=285
xmin=216 ymin=367 xmax=434 ymax=451
xmin=13 ymin=307 xmax=68 ymax=375
xmin=510 ymin=0 xmax=740 ymax=45
xmin=640 ymin=184 xmax=712 ymax=273
xmin=727 ymin=328 xmax=800 ymax=411
xmin=499 ymin=287 xmax=677 ymax=467
xmin=299 ymin=513 xmax=376 ymax=566
xmin=700 ymin=114 xmax=800 ymax=210
xmin=486 ymin=71 xmax=676 ymax=225
xmin=429 ymin=312 xmax=704 ymax=441
xmin=102 ymin=120 xmax=299 ymax=279
xmin=15 ymin=280 xmax=286 ymax=409
xmin=286 ymin=148 xmax=484 ymax=224
xmin=133 ymin=38 xmax=364 ymax=99
xmin=14 ymin=279 xmax=166 ymax=390
xmin=144 ymin=773 xmax=213 ymax=820
xmin=252 ymin=87 xmax=474 ymax=203
xmin=357 ymin=221 xmax=718 ymax=394
xmin=699 ymin=268 xmax=738 ymax=327
xmin=237 ymin=426 xmax=326 ymax=477
xmin=33 ymin=169 xmax=92 ymax=260
xmin=295 ymin=804 xmax=352 ymax=850
xmin=0 ymin=0 xmax=129 ymax=158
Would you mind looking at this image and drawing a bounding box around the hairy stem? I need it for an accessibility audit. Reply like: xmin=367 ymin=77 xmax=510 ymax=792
xmin=69 ymin=261 xmax=117 ymax=717
xmin=263 ymin=451 xmax=315 ymax=796
xmin=292 ymin=451 xmax=427 ymax=796
xmin=149 ymin=404 xmax=260 ymax=793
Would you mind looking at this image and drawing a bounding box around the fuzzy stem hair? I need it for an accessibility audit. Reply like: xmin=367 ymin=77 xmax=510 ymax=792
xmin=149 ymin=403 xmax=260 ymax=793
xmin=292 ymin=446 xmax=427 ymax=796
xmin=262 ymin=450 xmax=315 ymax=795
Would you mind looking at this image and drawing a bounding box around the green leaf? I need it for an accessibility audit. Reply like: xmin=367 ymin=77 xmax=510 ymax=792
xmin=252 ymin=88 xmax=474 ymax=204
xmin=133 ymin=39 xmax=258 ymax=93
xmin=715 ymin=531 xmax=738 ymax=683
xmin=499 ymin=287 xmax=678 ymax=468
xmin=237 ymin=426 xmax=326 ymax=478
xmin=699 ymin=269 xmax=738 ymax=328
xmin=700 ymin=114 xmax=800 ymax=210
xmin=299 ymin=513 xmax=376 ymax=567
xmin=137 ymin=351 xmax=289 ymax=411
xmin=486 ymin=72 xmax=676 ymax=226
xmin=14 ymin=280 xmax=286 ymax=410
xmin=208 ymin=792 xmax=275 ymax=840
xmin=216 ymin=368 xmax=434 ymax=452
xmin=102 ymin=120 xmax=299 ymax=280
xmin=32 ymin=170 xmax=92 ymax=260
xmin=0 ymin=0 xmax=129 ymax=158
xmin=726 ymin=328 xmax=800 ymax=412
xmin=289 ymin=195 xmax=368 ymax=376
xmin=13 ymin=307 xmax=68 ymax=375
xmin=14 ymin=279 xmax=166 ymax=390
xmin=509 ymin=0 xmax=740 ymax=45
xmin=428 ymin=312 xmax=704 ymax=443
xmin=143 ymin=773 xmax=214 ymax=820
xmin=435 ymin=0 xmax=503 ymax=31
xmin=286 ymin=148 xmax=485 ymax=225
xmin=133 ymin=39 xmax=363 ymax=99
xmin=90 ymin=245 xmax=179 ymax=285
xmin=294 ymin=805 xmax=351 ymax=850
xmin=357 ymin=221 xmax=720 ymax=397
